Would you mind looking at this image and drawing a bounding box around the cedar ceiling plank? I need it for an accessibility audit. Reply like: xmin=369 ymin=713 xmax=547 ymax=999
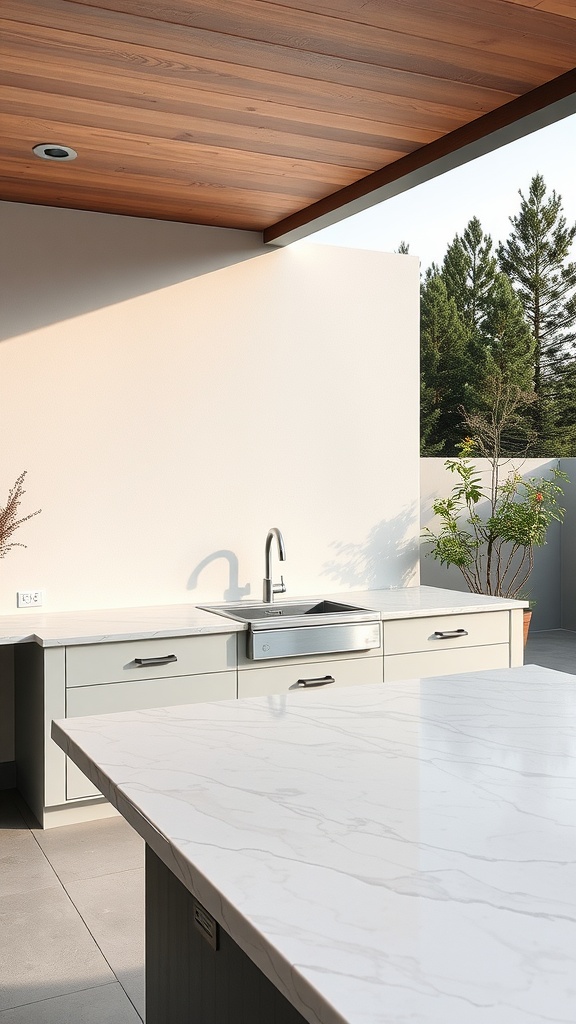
xmin=1 ymin=89 xmax=414 ymax=170
xmin=0 ymin=105 xmax=403 ymax=174
xmin=0 ymin=43 xmax=490 ymax=137
xmin=0 ymin=180 xmax=272 ymax=229
xmin=1 ymin=0 xmax=522 ymax=110
xmin=1 ymin=118 xmax=364 ymax=197
xmin=533 ymin=0 xmax=576 ymax=14
xmin=0 ymin=157 xmax=306 ymax=215
xmin=3 ymin=1 xmax=567 ymax=94
xmin=0 ymin=68 xmax=472 ymax=151
xmin=502 ymin=0 xmax=573 ymax=13
xmin=263 ymin=0 xmax=575 ymax=51
xmin=0 ymin=16 xmax=532 ymax=113
xmin=495 ymin=0 xmax=541 ymax=6
xmin=68 ymin=0 xmax=576 ymax=69
xmin=265 ymin=67 xmax=576 ymax=243
xmin=0 ymin=74 xmax=441 ymax=147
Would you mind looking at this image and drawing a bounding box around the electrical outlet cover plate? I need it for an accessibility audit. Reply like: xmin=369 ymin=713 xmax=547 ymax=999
xmin=17 ymin=590 xmax=43 ymax=608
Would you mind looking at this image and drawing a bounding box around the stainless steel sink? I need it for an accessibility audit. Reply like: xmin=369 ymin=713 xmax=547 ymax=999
xmin=201 ymin=598 xmax=374 ymax=625
xmin=200 ymin=598 xmax=382 ymax=660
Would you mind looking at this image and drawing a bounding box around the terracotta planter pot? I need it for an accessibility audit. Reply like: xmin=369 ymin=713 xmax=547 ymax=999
xmin=523 ymin=609 xmax=532 ymax=647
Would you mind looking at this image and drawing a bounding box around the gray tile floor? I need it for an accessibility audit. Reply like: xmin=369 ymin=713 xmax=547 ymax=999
xmin=0 ymin=792 xmax=144 ymax=1023
xmin=1 ymin=629 xmax=574 ymax=1023
xmin=525 ymin=628 xmax=576 ymax=674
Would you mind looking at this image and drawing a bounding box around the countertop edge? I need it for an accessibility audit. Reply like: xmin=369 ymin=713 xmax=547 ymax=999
xmin=1 ymin=588 xmax=527 ymax=647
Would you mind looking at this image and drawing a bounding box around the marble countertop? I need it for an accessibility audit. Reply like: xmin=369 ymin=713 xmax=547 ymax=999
xmin=52 ymin=663 xmax=575 ymax=1024
xmin=0 ymin=602 xmax=246 ymax=647
xmin=0 ymin=586 xmax=525 ymax=647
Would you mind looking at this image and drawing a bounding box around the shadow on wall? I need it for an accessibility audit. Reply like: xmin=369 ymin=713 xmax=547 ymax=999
xmin=0 ymin=202 xmax=269 ymax=340
xmin=321 ymin=511 xmax=419 ymax=590
xmin=187 ymin=550 xmax=251 ymax=602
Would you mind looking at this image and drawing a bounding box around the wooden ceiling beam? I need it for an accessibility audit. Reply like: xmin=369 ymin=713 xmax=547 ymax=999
xmin=264 ymin=68 xmax=576 ymax=246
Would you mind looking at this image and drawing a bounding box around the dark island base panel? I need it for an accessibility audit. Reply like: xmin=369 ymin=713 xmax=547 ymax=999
xmin=146 ymin=846 xmax=310 ymax=1024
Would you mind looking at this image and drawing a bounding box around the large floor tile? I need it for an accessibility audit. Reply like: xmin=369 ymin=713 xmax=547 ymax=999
xmin=34 ymin=814 xmax=144 ymax=883
xmin=0 ymin=827 xmax=57 ymax=898
xmin=0 ymin=790 xmax=58 ymax=898
xmin=0 ymin=981 xmax=142 ymax=1023
xmin=66 ymin=867 xmax=145 ymax=1017
xmin=0 ymin=885 xmax=115 ymax=1011
xmin=525 ymin=629 xmax=576 ymax=674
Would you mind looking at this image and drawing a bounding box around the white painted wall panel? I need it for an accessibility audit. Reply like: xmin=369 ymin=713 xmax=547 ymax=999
xmin=1 ymin=203 xmax=420 ymax=616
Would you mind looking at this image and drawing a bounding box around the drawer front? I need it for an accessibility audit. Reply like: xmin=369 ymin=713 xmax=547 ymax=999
xmin=65 ymin=670 xmax=236 ymax=800
xmin=383 ymin=611 xmax=509 ymax=656
xmin=237 ymin=640 xmax=380 ymax=670
xmin=66 ymin=633 xmax=236 ymax=687
xmin=384 ymin=643 xmax=510 ymax=682
xmin=238 ymin=656 xmax=382 ymax=699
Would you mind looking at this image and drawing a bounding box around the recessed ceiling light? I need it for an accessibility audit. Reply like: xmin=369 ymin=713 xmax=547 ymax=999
xmin=33 ymin=143 xmax=78 ymax=161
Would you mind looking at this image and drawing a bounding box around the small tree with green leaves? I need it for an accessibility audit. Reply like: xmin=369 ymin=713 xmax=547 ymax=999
xmin=422 ymin=383 xmax=568 ymax=598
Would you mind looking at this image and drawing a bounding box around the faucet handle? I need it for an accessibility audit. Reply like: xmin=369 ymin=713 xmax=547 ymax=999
xmin=273 ymin=575 xmax=286 ymax=595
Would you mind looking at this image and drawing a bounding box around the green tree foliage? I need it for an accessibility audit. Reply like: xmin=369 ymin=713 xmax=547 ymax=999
xmin=442 ymin=217 xmax=497 ymax=337
xmin=480 ymin=274 xmax=536 ymax=451
xmin=438 ymin=216 xmax=537 ymax=433
xmin=419 ymin=175 xmax=576 ymax=455
xmin=497 ymin=173 xmax=576 ymax=452
xmin=420 ymin=269 xmax=468 ymax=454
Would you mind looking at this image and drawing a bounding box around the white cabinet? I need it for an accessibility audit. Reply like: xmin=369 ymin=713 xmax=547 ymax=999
xmin=13 ymin=597 xmax=523 ymax=827
xmin=237 ymin=634 xmax=383 ymax=698
xmin=383 ymin=609 xmax=522 ymax=681
xmin=238 ymin=654 xmax=383 ymax=699
xmin=15 ymin=633 xmax=236 ymax=827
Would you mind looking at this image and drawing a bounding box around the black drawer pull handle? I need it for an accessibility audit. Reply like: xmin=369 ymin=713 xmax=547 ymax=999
xmin=134 ymin=654 xmax=178 ymax=667
xmin=433 ymin=629 xmax=469 ymax=640
xmin=296 ymin=675 xmax=335 ymax=687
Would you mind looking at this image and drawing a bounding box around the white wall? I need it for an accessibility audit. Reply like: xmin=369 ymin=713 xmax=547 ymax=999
xmin=420 ymin=457 xmax=570 ymax=630
xmin=1 ymin=202 xmax=420 ymax=763
xmin=1 ymin=202 xmax=420 ymax=614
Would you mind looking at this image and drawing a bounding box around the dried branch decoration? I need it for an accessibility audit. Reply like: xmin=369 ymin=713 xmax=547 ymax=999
xmin=0 ymin=471 xmax=42 ymax=559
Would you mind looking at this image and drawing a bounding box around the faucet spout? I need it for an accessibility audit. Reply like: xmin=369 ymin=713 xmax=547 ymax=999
xmin=263 ymin=528 xmax=286 ymax=603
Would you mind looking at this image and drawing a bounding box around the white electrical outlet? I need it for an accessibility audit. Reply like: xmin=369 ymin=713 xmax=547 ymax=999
xmin=17 ymin=590 xmax=43 ymax=608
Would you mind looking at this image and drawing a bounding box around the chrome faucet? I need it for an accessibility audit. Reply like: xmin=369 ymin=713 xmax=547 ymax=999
xmin=263 ymin=527 xmax=286 ymax=603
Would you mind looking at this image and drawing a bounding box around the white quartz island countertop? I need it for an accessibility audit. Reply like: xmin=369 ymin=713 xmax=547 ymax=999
xmin=53 ymin=663 xmax=576 ymax=1024
xmin=0 ymin=585 xmax=524 ymax=646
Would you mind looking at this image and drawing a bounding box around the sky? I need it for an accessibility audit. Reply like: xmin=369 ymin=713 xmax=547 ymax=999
xmin=307 ymin=112 xmax=576 ymax=272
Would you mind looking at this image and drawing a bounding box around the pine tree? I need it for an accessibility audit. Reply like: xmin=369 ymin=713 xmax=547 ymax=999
xmin=420 ymin=269 xmax=469 ymax=454
xmin=440 ymin=217 xmax=500 ymax=413
xmin=442 ymin=217 xmax=497 ymax=336
xmin=480 ymin=273 xmax=537 ymax=452
xmin=498 ymin=173 xmax=576 ymax=452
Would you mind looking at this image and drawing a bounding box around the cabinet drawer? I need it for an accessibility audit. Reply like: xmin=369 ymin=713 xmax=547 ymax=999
xmin=238 ymin=656 xmax=382 ymax=699
xmin=384 ymin=643 xmax=510 ymax=682
xmin=65 ymin=670 xmax=236 ymax=800
xmin=66 ymin=633 xmax=236 ymax=687
xmin=237 ymin=641 xmax=380 ymax=670
xmin=383 ymin=611 xmax=509 ymax=656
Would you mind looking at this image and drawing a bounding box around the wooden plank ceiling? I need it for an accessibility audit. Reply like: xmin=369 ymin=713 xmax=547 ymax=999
xmin=1 ymin=0 xmax=575 ymax=242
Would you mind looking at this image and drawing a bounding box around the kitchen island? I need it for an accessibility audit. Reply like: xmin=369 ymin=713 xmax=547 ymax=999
xmin=52 ymin=663 xmax=576 ymax=1024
